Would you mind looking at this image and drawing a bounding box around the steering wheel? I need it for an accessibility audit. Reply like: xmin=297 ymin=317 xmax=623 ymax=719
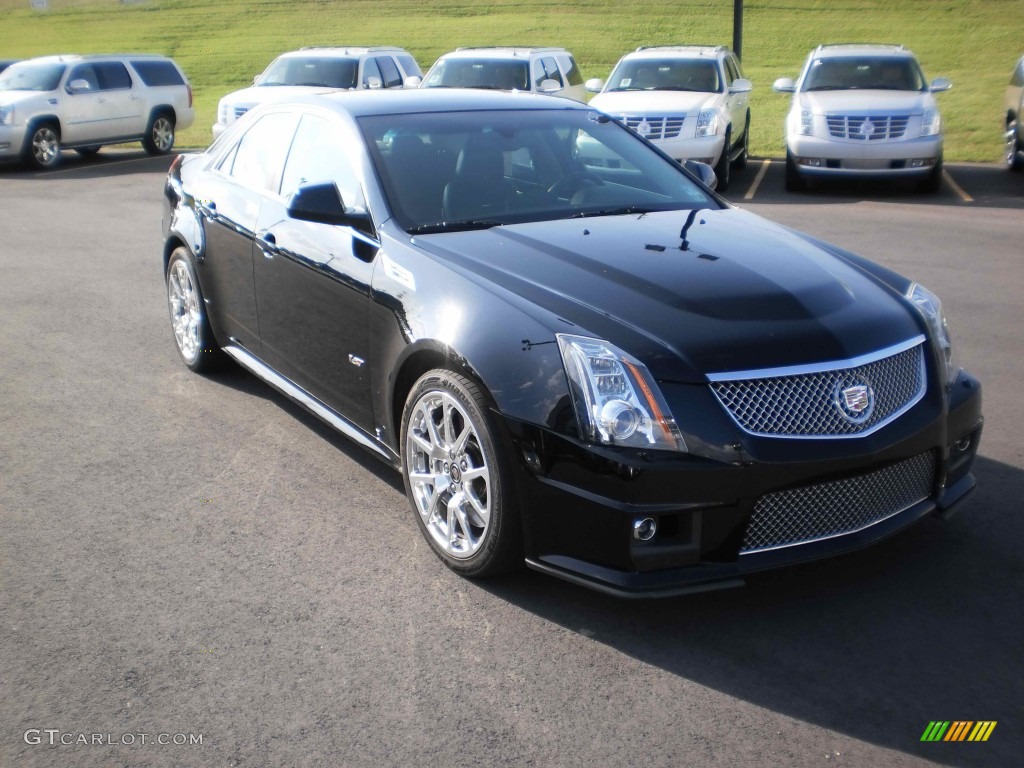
xmin=548 ymin=171 xmax=605 ymax=199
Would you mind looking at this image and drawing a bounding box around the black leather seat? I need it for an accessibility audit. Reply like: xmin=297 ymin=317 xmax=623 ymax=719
xmin=442 ymin=134 xmax=508 ymax=222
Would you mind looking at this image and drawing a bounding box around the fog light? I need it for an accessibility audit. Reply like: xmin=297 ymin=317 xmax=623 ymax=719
xmin=798 ymin=157 xmax=823 ymax=168
xmin=910 ymin=159 xmax=924 ymax=168
xmin=633 ymin=517 xmax=657 ymax=541
xmin=954 ymin=436 xmax=971 ymax=453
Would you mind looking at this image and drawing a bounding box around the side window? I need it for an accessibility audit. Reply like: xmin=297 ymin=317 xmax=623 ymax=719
xmin=396 ymin=54 xmax=422 ymax=79
xmin=130 ymin=60 xmax=186 ymax=87
xmin=1012 ymin=59 xmax=1024 ymax=88
xmin=362 ymin=58 xmax=382 ymax=87
xmin=95 ymin=62 xmax=133 ymax=91
xmin=281 ymin=114 xmax=364 ymax=210
xmin=534 ymin=57 xmax=563 ymax=88
xmin=725 ymin=58 xmax=740 ymax=86
xmin=67 ymin=63 xmax=100 ymax=92
xmin=227 ymin=112 xmax=299 ymax=194
xmin=562 ymin=56 xmax=583 ymax=86
xmin=375 ymin=57 xmax=403 ymax=89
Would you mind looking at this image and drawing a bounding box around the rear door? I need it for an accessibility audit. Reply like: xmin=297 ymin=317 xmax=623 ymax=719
xmin=93 ymin=61 xmax=144 ymax=137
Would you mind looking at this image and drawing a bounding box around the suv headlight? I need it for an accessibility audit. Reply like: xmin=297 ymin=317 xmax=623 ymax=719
xmin=0 ymin=105 xmax=13 ymax=126
xmin=218 ymin=101 xmax=231 ymax=125
xmin=906 ymin=283 xmax=957 ymax=387
xmin=557 ymin=334 xmax=687 ymax=452
xmin=799 ymin=109 xmax=814 ymax=135
xmin=695 ymin=109 xmax=720 ymax=138
xmin=920 ymin=107 xmax=941 ymax=137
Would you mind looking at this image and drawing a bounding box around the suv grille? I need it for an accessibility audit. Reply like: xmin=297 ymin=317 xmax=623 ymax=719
xmin=618 ymin=115 xmax=686 ymax=140
xmin=826 ymin=114 xmax=911 ymax=140
xmin=740 ymin=452 xmax=935 ymax=553
xmin=709 ymin=341 xmax=926 ymax=438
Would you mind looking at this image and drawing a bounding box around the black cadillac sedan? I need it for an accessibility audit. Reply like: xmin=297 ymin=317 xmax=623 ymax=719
xmin=162 ymin=89 xmax=982 ymax=597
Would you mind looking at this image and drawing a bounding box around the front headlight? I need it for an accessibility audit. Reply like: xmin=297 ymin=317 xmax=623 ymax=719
xmin=920 ymin=107 xmax=941 ymax=136
xmin=906 ymin=283 xmax=957 ymax=387
xmin=0 ymin=105 xmax=13 ymax=126
xmin=799 ymin=109 xmax=814 ymax=135
xmin=695 ymin=109 xmax=720 ymax=138
xmin=218 ymin=101 xmax=231 ymax=125
xmin=557 ymin=334 xmax=687 ymax=452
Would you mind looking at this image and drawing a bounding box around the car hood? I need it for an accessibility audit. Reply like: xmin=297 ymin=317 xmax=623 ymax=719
xmin=799 ymin=89 xmax=932 ymax=115
xmin=591 ymin=90 xmax=717 ymax=116
xmin=0 ymin=90 xmax=43 ymax=108
xmin=221 ymin=84 xmax=347 ymax=106
xmin=412 ymin=208 xmax=922 ymax=382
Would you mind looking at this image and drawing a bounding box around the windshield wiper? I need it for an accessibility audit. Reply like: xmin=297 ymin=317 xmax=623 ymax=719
xmin=409 ymin=219 xmax=505 ymax=234
xmin=567 ymin=205 xmax=659 ymax=219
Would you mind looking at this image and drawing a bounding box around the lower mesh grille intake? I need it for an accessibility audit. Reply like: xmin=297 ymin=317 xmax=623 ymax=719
xmin=740 ymin=452 xmax=935 ymax=554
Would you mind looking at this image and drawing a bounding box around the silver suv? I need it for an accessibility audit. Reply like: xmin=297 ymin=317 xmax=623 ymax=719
xmin=774 ymin=44 xmax=951 ymax=192
xmin=213 ymin=47 xmax=422 ymax=139
xmin=0 ymin=54 xmax=194 ymax=169
xmin=421 ymin=47 xmax=587 ymax=102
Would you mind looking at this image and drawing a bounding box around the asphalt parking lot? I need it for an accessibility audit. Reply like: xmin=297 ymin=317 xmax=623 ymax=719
xmin=1 ymin=150 xmax=1021 ymax=768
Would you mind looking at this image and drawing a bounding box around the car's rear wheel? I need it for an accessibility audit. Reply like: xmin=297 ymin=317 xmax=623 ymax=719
xmin=1006 ymin=120 xmax=1023 ymax=171
xmin=143 ymin=111 xmax=176 ymax=155
xmin=401 ymin=370 xmax=521 ymax=578
xmin=713 ymin=128 xmax=731 ymax=191
xmin=784 ymin=149 xmax=806 ymax=192
xmin=166 ymin=247 xmax=221 ymax=372
xmin=24 ymin=122 xmax=61 ymax=170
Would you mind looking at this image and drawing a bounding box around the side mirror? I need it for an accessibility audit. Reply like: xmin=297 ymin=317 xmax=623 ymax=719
xmin=682 ymin=160 xmax=718 ymax=191
xmin=930 ymin=77 xmax=952 ymax=93
xmin=67 ymin=79 xmax=91 ymax=94
xmin=288 ymin=183 xmax=372 ymax=232
xmin=403 ymin=75 xmax=422 ymax=88
xmin=538 ymin=78 xmax=562 ymax=94
xmin=585 ymin=78 xmax=605 ymax=94
xmin=773 ymin=77 xmax=796 ymax=93
xmin=728 ymin=78 xmax=753 ymax=94
xmin=365 ymin=75 xmax=383 ymax=90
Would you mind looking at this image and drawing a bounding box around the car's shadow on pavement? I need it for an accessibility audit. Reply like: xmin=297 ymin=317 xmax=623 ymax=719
xmin=0 ymin=149 xmax=189 ymax=180
xmin=480 ymin=453 xmax=1021 ymax=768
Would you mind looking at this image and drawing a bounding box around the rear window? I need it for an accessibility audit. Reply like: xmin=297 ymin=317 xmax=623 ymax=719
xmin=130 ymin=60 xmax=186 ymax=87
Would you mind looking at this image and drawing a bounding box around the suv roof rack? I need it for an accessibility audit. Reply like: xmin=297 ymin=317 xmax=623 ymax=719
xmin=635 ymin=45 xmax=728 ymax=53
xmin=454 ymin=46 xmax=564 ymax=53
xmin=298 ymin=46 xmax=400 ymax=53
xmin=816 ymin=43 xmax=906 ymax=51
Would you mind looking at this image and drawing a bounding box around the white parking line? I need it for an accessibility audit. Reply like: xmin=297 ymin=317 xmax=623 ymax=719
xmin=942 ymin=168 xmax=973 ymax=203
xmin=34 ymin=154 xmax=163 ymax=176
xmin=743 ymin=159 xmax=771 ymax=200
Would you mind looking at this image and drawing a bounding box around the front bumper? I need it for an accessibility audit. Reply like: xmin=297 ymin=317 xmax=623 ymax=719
xmin=651 ymin=133 xmax=726 ymax=166
xmin=0 ymin=124 xmax=28 ymax=158
xmin=505 ymin=369 xmax=982 ymax=598
xmin=787 ymin=133 xmax=943 ymax=177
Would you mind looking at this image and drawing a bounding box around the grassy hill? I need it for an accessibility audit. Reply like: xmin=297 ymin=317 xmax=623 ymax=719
xmin=1 ymin=0 xmax=1021 ymax=160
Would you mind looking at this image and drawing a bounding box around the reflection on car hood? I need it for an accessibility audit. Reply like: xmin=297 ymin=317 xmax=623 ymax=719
xmin=412 ymin=208 xmax=921 ymax=382
xmin=591 ymin=90 xmax=717 ymax=116
xmin=222 ymin=84 xmax=347 ymax=106
xmin=800 ymin=90 xmax=931 ymax=115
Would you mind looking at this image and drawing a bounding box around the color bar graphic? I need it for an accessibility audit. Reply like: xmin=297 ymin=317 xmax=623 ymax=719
xmin=921 ymin=721 xmax=996 ymax=742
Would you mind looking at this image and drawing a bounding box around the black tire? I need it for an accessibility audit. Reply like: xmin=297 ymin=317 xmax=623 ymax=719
xmin=165 ymin=247 xmax=222 ymax=372
xmin=784 ymin=149 xmax=806 ymax=192
xmin=1006 ymin=120 xmax=1023 ymax=172
xmin=733 ymin=113 xmax=750 ymax=170
xmin=400 ymin=369 xmax=522 ymax=578
xmin=713 ymin=128 xmax=731 ymax=191
xmin=143 ymin=110 xmax=176 ymax=155
xmin=23 ymin=121 xmax=61 ymax=170
xmin=917 ymin=157 xmax=943 ymax=193
xmin=75 ymin=146 xmax=100 ymax=158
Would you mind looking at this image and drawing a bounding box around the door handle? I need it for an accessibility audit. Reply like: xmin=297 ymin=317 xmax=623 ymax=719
xmin=256 ymin=231 xmax=278 ymax=259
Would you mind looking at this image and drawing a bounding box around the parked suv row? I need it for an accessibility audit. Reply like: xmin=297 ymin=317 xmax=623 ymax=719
xmin=0 ymin=54 xmax=194 ymax=169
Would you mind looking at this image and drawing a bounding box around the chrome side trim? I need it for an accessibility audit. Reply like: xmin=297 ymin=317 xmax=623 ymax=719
xmin=223 ymin=345 xmax=397 ymax=463
xmin=706 ymin=335 xmax=926 ymax=382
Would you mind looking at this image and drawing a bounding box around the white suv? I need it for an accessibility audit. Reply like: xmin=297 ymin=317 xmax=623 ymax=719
xmin=213 ymin=47 xmax=422 ymax=138
xmin=774 ymin=44 xmax=951 ymax=192
xmin=0 ymin=54 xmax=194 ymax=169
xmin=585 ymin=46 xmax=752 ymax=191
xmin=421 ymin=47 xmax=587 ymax=102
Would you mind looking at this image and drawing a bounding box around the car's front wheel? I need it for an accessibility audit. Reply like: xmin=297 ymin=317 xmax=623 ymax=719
xmin=143 ymin=111 xmax=176 ymax=155
xmin=401 ymin=370 xmax=521 ymax=578
xmin=24 ymin=122 xmax=61 ymax=170
xmin=733 ymin=113 xmax=750 ymax=170
xmin=713 ymin=128 xmax=731 ymax=191
xmin=166 ymin=247 xmax=221 ymax=372
xmin=1006 ymin=119 xmax=1023 ymax=171
xmin=917 ymin=157 xmax=944 ymax=193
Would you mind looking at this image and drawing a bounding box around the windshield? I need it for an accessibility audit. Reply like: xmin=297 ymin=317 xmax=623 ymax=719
xmin=0 ymin=62 xmax=66 ymax=92
xmin=359 ymin=109 xmax=719 ymax=234
xmin=605 ymin=58 xmax=721 ymax=92
xmin=422 ymin=59 xmax=530 ymax=91
xmin=802 ymin=57 xmax=927 ymax=92
xmin=257 ymin=56 xmax=358 ymax=89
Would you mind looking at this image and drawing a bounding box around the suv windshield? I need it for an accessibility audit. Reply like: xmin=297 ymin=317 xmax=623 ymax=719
xmin=0 ymin=62 xmax=66 ymax=92
xmin=803 ymin=57 xmax=926 ymax=92
xmin=424 ymin=59 xmax=530 ymax=91
xmin=258 ymin=56 xmax=358 ymax=89
xmin=360 ymin=109 xmax=718 ymax=233
xmin=606 ymin=58 xmax=721 ymax=92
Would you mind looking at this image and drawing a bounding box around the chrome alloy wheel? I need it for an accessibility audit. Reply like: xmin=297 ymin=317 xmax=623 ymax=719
xmin=405 ymin=390 xmax=491 ymax=558
xmin=152 ymin=116 xmax=175 ymax=152
xmin=167 ymin=260 xmax=201 ymax=363
xmin=1005 ymin=121 xmax=1023 ymax=171
xmin=32 ymin=126 xmax=59 ymax=167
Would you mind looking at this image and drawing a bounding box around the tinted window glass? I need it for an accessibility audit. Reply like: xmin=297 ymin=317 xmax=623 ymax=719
xmin=562 ymin=56 xmax=583 ymax=86
xmin=424 ymin=58 xmax=529 ymax=90
xmin=725 ymin=58 xmax=740 ymax=85
xmin=605 ymin=58 xmax=721 ymax=92
xmin=281 ymin=114 xmax=363 ymax=207
xmin=803 ymin=57 xmax=926 ymax=91
xmin=259 ymin=56 xmax=358 ymax=89
xmin=0 ymin=62 xmax=65 ymax=92
xmin=130 ymin=59 xmax=185 ymax=86
xmin=362 ymin=57 xmax=382 ymax=87
xmin=535 ymin=57 xmax=563 ymax=88
xmin=95 ymin=62 xmax=132 ymax=90
xmin=228 ymin=112 xmax=299 ymax=194
xmin=396 ymin=54 xmax=422 ymax=78
xmin=375 ymin=57 xmax=403 ymax=88
xmin=67 ymin=64 xmax=100 ymax=91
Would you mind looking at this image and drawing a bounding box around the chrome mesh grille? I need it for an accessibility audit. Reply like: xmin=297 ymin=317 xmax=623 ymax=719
xmin=710 ymin=342 xmax=926 ymax=438
xmin=618 ymin=115 xmax=686 ymax=140
xmin=826 ymin=114 xmax=911 ymax=140
xmin=740 ymin=452 xmax=935 ymax=553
